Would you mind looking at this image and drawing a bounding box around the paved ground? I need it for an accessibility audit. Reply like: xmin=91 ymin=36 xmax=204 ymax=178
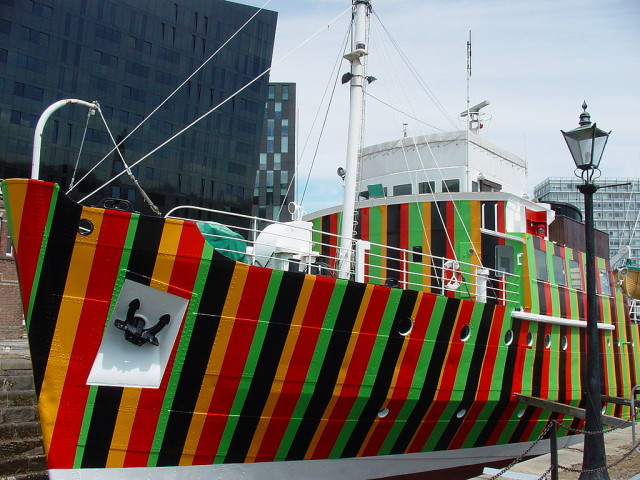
xmin=471 ymin=426 xmax=640 ymax=479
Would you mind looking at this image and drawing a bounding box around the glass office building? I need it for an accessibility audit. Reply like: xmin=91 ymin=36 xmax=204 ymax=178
xmin=535 ymin=177 xmax=640 ymax=260
xmin=0 ymin=0 xmax=277 ymax=216
xmin=253 ymin=82 xmax=296 ymax=221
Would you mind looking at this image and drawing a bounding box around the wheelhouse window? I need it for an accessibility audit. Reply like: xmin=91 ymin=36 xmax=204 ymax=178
xmin=569 ymin=259 xmax=583 ymax=290
xmin=599 ymin=268 xmax=612 ymax=295
xmin=442 ymin=179 xmax=460 ymax=193
xmin=534 ymin=248 xmax=548 ymax=282
xmin=393 ymin=184 xmax=412 ymax=196
xmin=419 ymin=181 xmax=435 ymax=194
xmin=552 ymin=254 xmax=567 ymax=286
xmin=495 ymin=245 xmax=514 ymax=277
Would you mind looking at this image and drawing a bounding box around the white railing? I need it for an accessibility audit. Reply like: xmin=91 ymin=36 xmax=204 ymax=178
xmin=630 ymin=299 xmax=640 ymax=324
xmin=165 ymin=206 xmax=521 ymax=305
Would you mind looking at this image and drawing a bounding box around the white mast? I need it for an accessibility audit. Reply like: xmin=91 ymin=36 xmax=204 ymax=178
xmin=338 ymin=0 xmax=370 ymax=279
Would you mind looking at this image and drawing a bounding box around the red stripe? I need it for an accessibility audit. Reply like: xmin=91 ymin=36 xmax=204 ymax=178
xmin=123 ymin=222 xmax=205 ymax=467
xmin=47 ymin=209 xmax=131 ymax=468
xmin=15 ymin=181 xmax=55 ymax=314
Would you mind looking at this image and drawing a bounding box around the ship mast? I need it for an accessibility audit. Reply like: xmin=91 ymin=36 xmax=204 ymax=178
xmin=338 ymin=0 xmax=371 ymax=279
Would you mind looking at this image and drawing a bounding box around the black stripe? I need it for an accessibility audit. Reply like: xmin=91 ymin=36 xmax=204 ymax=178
xmin=340 ymin=288 xmax=419 ymax=458
xmin=224 ymin=270 xmax=306 ymax=463
xmin=558 ymin=326 xmax=567 ymax=404
xmin=430 ymin=202 xmax=447 ymax=292
xmin=81 ymin=213 xmax=166 ymax=467
xmin=386 ymin=204 xmax=400 ymax=282
xmin=80 ymin=387 xmax=124 ymax=467
xmin=390 ymin=297 xmax=461 ymax=454
xmin=156 ymin=253 xmax=235 ymax=466
xmin=29 ymin=188 xmax=82 ymax=396
xmin=285 ymin=280 xmax=367 ymax=460
xmin=434 ymin=303 xmax=495 ymax=450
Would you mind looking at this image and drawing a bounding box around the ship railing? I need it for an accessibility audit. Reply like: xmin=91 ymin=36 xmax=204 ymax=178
xmin=630 ymin=299 xmax=640 ymax=325
xmin=165 ymin=207 xmax=520 ymax=305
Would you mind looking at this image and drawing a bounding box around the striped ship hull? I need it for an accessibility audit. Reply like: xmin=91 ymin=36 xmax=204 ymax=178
xmin=2 ymin=178 xmax=638 ymax=479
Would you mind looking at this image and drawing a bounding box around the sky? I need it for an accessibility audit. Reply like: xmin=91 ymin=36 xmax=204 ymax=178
xmin=239 ymin=0 xmax=639 ymax=214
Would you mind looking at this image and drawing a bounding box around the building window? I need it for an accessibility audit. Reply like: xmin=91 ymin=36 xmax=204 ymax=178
xmin=268 ymin=85 xmax=275 ymax=100
xmin=274 ymin=102 xmax=282 ymax=119
xmin=281 ymin=119 xmax=289 ymax=136
xmin=5 ymin=234 xmax=13 ymax=257
xmin=281 ymin=136 xmax=289 ymax=153
xmin=282 ymin=85 xmax=289 ymax=101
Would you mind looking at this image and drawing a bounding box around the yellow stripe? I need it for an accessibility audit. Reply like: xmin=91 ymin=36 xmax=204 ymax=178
xmin=246 ymin=275 xmax=317 ymax=461
xmin=179 ymin=262 xmax=248 ymax=466
xmin=304 ymin=284 xmax=375 ymax=459
xmin=106 ymin=221 xmax=183 ymax=467
xmin=39 ymin=208 xmax=104 ymax=453
xmin=4 ymin=180 xmax=29 ymax=250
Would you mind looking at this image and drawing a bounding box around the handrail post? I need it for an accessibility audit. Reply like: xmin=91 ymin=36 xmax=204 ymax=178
xmin=632 ymin=385 xmax=640 ymax=453
xmin=549 ymin=420 xmax=559 ymax=480
xmin=32 ymin=99 xmax=99 ymax=179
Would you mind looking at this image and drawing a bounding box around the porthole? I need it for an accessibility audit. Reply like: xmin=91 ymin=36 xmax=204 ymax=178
xmin=460 ymin=325 xmax=471 ymax=342
xmin=397 ymin=317 xmax=414 ymax=337
xmin=504 ymin=329 xmax=514 ymax=346
xmin=77 ymin=218 xmax=94 ymax=236
xmin=561 ymin=335 xmax=568 ymax=351
xmin=526 ymin=332 xmax=534 ymax=347
xmin=456 ymin=409 xmax=467 ymax=418
xmin=377 ymin=408 xmax=389 ymax=418
xmin=544 ymin=334 xmax=552 ymax=349
xmin=517 ymin=409 xmax=526 ymax=418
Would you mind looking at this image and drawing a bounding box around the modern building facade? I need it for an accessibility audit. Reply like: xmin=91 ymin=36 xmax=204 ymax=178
xmin=252 ymin=82 xmax=296 ymax=220
xmin=534 ymin=177 xmax=640 ymax=260
xmin=0 ymin=0 xmax=277 ymax=216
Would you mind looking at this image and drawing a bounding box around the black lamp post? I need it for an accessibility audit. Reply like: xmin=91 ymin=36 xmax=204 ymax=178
xmin=561 ymin=101 xmax=611 ymax=480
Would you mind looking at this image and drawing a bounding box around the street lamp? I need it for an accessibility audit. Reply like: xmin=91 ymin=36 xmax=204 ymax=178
xmin=561 ymin=101 xmax=611 ymax=480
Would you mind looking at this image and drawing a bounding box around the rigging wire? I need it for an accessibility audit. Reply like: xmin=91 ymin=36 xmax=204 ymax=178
xmin=297 ymin=22 xmax=352 ymax=207
xmin=82 ymin=5 xmax=353 ymax=205
xmin=72 ymin=0 xmax=273 ymax=197
xmin=68 ymin=108 xmax=93 ymax=191
xmin=372 ymin=10 xmax=459 ymax=131
xmin=368 ymin=10 xmax=485 ymax=270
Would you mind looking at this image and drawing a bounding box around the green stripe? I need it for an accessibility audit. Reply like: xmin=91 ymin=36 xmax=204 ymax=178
xmin=74 ymin=386 xmax=99 ymax=468
xmin=214 ymin=269 xmax=283 ymax=462
xmin=274 ymin=280 xmax=347 ymax=460
xmin=147 ymin=241 xmax=214 ymax=466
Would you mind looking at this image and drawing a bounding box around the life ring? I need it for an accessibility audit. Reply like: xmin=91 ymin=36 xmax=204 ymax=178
xmin=443 ymin=260 xmax=462 ymax=290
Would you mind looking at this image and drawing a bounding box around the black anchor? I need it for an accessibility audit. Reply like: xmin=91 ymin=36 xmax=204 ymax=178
xmin=114 ymin=298 xmax=170 ymax=346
